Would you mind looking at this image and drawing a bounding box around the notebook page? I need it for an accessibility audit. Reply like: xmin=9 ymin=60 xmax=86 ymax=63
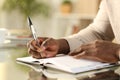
xmin=16 ymin=56 xmax=110 ymax=73
xmin=44 ymin=55 xmax=109 ymax=73
xmin=46 ymin=55 xmax=102 ymax=68
xmin=16 ymin=56 xmax=42 ymax=64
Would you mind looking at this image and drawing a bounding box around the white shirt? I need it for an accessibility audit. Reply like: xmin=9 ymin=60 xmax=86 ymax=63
xmin=65 ymin=0 xmax=120 ymax=51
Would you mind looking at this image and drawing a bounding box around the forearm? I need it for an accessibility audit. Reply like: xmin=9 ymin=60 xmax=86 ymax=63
xmin=57 ymin=39 xmax=70 ymax=54
xmin=64 ymin=0 xmax=114 ymax=52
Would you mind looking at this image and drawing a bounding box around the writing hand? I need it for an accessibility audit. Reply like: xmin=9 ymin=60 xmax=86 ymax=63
xmin=27 ymin=37 xmax=59 ymax=59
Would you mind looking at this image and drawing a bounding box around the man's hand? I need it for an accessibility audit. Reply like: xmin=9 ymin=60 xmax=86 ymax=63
xmin=27 ymin=37 xmax=59 ymax=59
xmin=69 ymin=40 xmax=120 ymax=63
xmin=27 ymin=37 xmax=70 ymax=59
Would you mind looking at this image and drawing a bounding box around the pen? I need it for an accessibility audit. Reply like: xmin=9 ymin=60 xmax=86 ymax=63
xmin=28 ymin=16 xmax=37 ymax=40
xmin=27 ymin=16 xmax=43 ymax=57
xmin=27 ymin=17 xmax=51 ymax=57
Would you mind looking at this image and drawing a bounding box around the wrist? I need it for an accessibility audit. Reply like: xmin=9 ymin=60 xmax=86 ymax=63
xmin=56 ymin=39 xmax=70 ymax=54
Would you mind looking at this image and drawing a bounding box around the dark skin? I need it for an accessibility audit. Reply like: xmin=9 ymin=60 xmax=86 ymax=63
xmin=27 ymin=37 xmax=120 ymax=63
xmin=27 ymin=37 xmax=69 ymax=58
xmin=69 ymin=40 xmax=120 ymax=63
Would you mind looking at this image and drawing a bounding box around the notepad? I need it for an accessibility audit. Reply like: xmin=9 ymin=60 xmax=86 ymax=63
xmin=16 ymin=55 xmax=117 ymax=74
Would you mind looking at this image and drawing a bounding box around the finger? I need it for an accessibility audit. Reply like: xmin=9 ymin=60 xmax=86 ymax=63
xmin=73 ymin=51 xmax=110 ymax=62
xmin=69 ymin=48 xmax=82 ymax=56
xmin=44 ymin=50 xmax=57 ymax=58
xmin=41 ymin=38 xmax=52 ymax=47
xmin=29 ymin=37 xmax=48 ymax=52
xmin=40 ymin=46 xmax=58 ymax=58
xmin=36 ymin=37 xmax=48 ymax=46
xmin=96 ymin=54 xmax=119 ymax=63
xmin=72 ymin=49 xmax=99 ymax=58
xmin=69 ymin=43 xmax=92 ymax=56
xmin=80 ymin=43 xmax=93 ymax=50
xmin=29 ymin=49 xmax=42 ymax=59
xmin=79 ymin=40 xmax=102 ymax=49
xmin=69 ymin=43 xmax=93 ymax=56
xmin=30 ymin=40 xmax=40 ymax=51
xmin=28 ymin=48 xmax=32 ymax=55
xmin=73 ymin=51 xmax=86 ymax=59
xmin=29 ymin=48 xmax=48 ymax=59
xmin=36 ymin=38 xmax=52 ymax=53
xmin=80 ymin=40 xmax=101 ymax=50
xmin=27 ymin=39 xmax=34 ymax=48
xmin=37 ymin=37 xmax=48 ymax=41
xmin=73 ymin=52 xmax=105 ymax=62
xmin=82 ymin=48 xmax=98 ymax=56
xmin=78 ymin=56 xmax=104 ymax=62
xmin=40 ymin=52 xmax=47 ymax=58
xmin=81 ymin=46 xmax=120 ymax=63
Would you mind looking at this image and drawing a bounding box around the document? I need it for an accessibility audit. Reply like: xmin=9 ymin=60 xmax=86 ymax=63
xmin=16 ymin=55 xmax=117 ymax=74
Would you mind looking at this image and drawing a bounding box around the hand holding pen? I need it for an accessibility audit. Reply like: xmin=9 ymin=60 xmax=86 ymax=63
xmin=27 ymin=37 xmax=59 ymax=58
xmin=27 ymin=17 xmax=59 ymax=58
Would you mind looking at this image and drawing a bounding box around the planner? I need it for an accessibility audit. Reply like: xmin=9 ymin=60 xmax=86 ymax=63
xmin=16 ymin=55 xmax=117 ymax=74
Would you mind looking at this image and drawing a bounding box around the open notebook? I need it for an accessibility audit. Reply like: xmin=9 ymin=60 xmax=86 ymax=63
xmin=16 ymin=55 xmax=118 ymax=74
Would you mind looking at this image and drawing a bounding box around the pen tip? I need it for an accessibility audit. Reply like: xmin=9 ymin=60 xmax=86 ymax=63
xmin=28 ymin=16 xmax=33 ymax=25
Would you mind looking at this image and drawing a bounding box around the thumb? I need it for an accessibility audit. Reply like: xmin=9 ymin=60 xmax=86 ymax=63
xmin=73 ymin=51 xmax=86 ymax=59
xmin=37 ymin=38 xmax=51 ymax=52
xmin=69 ymin=48 xmax=82 ymax=56
xmin=41 ymin=38 xmax=51 ymax=47
xmin=37 ymin=46 xmax=46 ymax=53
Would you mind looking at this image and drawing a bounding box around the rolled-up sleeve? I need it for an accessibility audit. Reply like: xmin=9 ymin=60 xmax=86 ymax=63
xmin=64 ymin=0 xmax=114 ymax=51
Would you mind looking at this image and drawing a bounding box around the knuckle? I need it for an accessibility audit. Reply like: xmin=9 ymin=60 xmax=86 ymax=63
xmin=83 ymin=50 xmax=87 ymax=54
xmin=30 ymin=39 xmax=35 ymax=43
xmin=28 ymin=48 xmax=30 ymax=53
xmin=93 ymin=40 xmax=101 ymax=48
xmin=80 ymin=45 xmax=86 ymax=50
xmin=32 ymin=56 xmax=36 ymax=58
xmin=94 ymin=48 xmax=99 ymax=54
xmin=93 ymin=44 xmax=98 ymax=48
xmin=28 ymin=49 xmax=33 ymax=54
xmin=31 ymin=40 xmax=35 ymax=45
xmin=26 ymin=42 xmax=29 ymax=48
xmin=27 ymin=39 xmax=34 ymax=47
xmin=37 ymin=37 xmax=44 ymax=42
xmin=80 ymin=45 xmax=84 ymax=48
xmin=94 ymin=40 xmax=100 ymax=44
xmin=47 ymin=38 xmax=53 ymax=43
xmin=28 ymin=49 xmax=31 ymax=54
xmin=94 ymin=48 xmax=98 ymax=53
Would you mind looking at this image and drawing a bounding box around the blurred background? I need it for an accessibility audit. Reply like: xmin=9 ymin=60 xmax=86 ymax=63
xmin=0 ymin=0 xmax=101 ymax=39
xmin=0 ymin=0 xmax=103 ymax=80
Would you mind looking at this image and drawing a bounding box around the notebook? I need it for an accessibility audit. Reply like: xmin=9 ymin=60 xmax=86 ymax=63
xmin=16 ymin=55 xmax=118 ymax=74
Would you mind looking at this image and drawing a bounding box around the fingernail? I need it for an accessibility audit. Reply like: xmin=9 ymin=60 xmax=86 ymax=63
xmin=37 ymin=48 xmax=43 ymax=52
xmin=68 ymin=52 xmax=71 ymax=55
xmin=37 ymin=47 xmax=45 ymax=52
xmin=68 ymin=52 xmax=73 ymax=56
xmin=75 ymin=48 xmax=81 ymax=52
xmin=68 ymin=50 xmax=74 ymax=55
xmin=73 ymin=56 xmax=78 ymax=59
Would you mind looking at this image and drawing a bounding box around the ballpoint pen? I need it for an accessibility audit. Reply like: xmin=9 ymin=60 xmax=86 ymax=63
xmin=27 ymin=16 xmax=37 ymax=40
xmin=27 ymin=17 xmax=51 ymax=57
xmin=28 ymin=16 xmax=44 ymax=57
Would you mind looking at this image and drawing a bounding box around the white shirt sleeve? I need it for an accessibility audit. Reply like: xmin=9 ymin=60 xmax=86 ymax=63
xmin=64 ymin=0 xmax=114 ymax=51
